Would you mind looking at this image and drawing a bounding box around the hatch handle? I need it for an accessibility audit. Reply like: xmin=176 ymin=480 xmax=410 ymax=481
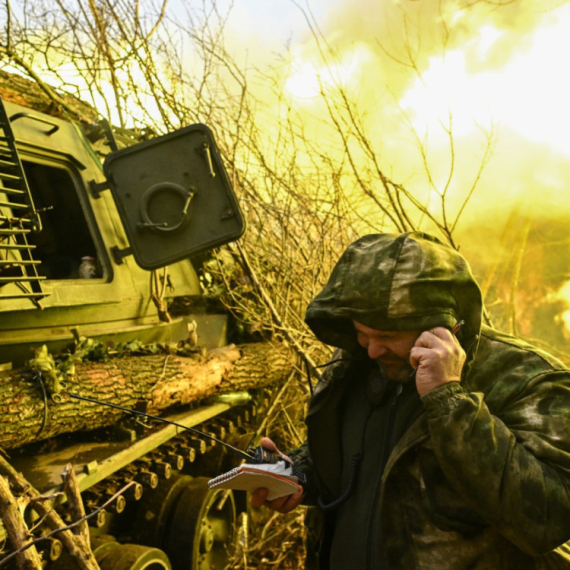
xmin=9 ymin=112 xmax=60 ymax=135
xmin=201 ymin=142 xmax=216 ymax=178
xmin=139 ymin=182 xmax=195 ymax=233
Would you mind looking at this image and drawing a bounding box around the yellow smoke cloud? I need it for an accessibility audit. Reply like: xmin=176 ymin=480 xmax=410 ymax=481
xmin=401 ymin=6 xmax=570 ymax=155
xmin=285 ymin=43 xmax=373 ymax=100
xmin=273 ymin=0 xmax=570 ymax=349
xmin=15 ymin=0 xmax=569 ymax=350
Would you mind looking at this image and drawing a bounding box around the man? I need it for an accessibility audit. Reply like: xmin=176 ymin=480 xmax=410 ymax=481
xmin=251 ymin=231 xmax=570 ymax=569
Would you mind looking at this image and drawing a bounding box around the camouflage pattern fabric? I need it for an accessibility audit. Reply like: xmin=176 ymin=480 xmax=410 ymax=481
xmin=305 ymin=232 xmax=482 ymax=359
xmin=291 ymin=232 xmax=570 ymax=569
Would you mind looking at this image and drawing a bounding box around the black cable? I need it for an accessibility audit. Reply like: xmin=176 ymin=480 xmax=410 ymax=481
xmin=315 ymin=385 xmax=377 ymax=512
xmin=32 ymin=371 xmax=49 ymax=440
xmin=304 ymin=356 xmax=354 ymax=396
xmin=66 ymin=393 xmax=255 ymax=462
xmin=317 ymin=453 xmax=362 ymax=512
xmin=314 ymin=357 xmax=353 ymax=369
xmin=303 ymin=356 xmax=314 ymax=397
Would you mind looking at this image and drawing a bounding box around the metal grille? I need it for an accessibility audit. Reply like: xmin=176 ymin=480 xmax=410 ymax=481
xmin=0 ymin=98 xmax=48 ymax=301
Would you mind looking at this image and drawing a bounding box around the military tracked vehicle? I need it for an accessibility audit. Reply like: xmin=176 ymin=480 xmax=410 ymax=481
xmin=0 ymin=88 xmax=278 ymax=570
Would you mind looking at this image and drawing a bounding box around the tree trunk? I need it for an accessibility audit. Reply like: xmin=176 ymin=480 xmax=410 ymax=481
xmin=0 ymin=342 xmax=292 ymax=450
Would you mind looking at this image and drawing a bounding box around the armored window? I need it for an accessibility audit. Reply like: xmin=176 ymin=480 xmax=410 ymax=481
xmin=20 ymin=159 xmax=102 ymax=280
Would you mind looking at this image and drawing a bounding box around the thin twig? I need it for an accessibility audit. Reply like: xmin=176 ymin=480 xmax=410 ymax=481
xmin=235 ymin=243 xmax=320 ymax=378
xmin=250 ymin=369 xmax=297 ymax=445
xmin=61 ymin=463 xmax=89 ymax=548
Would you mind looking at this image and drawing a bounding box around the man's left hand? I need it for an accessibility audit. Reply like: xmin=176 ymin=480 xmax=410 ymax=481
xmin=409 ymin=327 xmax=466 ymax=396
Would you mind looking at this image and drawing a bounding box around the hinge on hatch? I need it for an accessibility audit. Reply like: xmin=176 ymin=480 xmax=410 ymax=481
xmin=111 ymin=245 xmax=133 ymax=265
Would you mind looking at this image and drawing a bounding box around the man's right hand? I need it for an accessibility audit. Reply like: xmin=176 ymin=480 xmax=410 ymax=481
xmin=249 ymin=437 xmax=305 ymax=513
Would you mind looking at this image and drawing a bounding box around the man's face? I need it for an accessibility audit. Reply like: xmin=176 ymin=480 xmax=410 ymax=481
xmin=353 ymin=320 xmax=421 ymax=382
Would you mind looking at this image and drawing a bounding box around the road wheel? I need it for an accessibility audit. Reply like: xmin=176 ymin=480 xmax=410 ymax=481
xmin=163 ymin=477 xmax=236 ymax=570
xmin=95 ymin=541 xmax=171 ymax=570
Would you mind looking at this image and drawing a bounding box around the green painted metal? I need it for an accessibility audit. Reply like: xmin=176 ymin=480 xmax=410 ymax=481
xmin=0 ymin=99 xmax=237 ymax=365
xmin=0 ymin=95 xmax=250 ymax=570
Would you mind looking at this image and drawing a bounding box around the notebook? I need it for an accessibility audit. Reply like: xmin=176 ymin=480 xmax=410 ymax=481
xmin=208 ymin=461 xmax=303 ymax=501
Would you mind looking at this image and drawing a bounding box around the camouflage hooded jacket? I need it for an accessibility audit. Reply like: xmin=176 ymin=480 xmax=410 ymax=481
xmin=293 ymin=232 xmax=570 ymax=569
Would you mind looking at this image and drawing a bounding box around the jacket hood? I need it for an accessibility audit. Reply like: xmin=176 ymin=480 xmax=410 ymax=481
xmin=305 ymin=232 xmax=482 ymax=354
